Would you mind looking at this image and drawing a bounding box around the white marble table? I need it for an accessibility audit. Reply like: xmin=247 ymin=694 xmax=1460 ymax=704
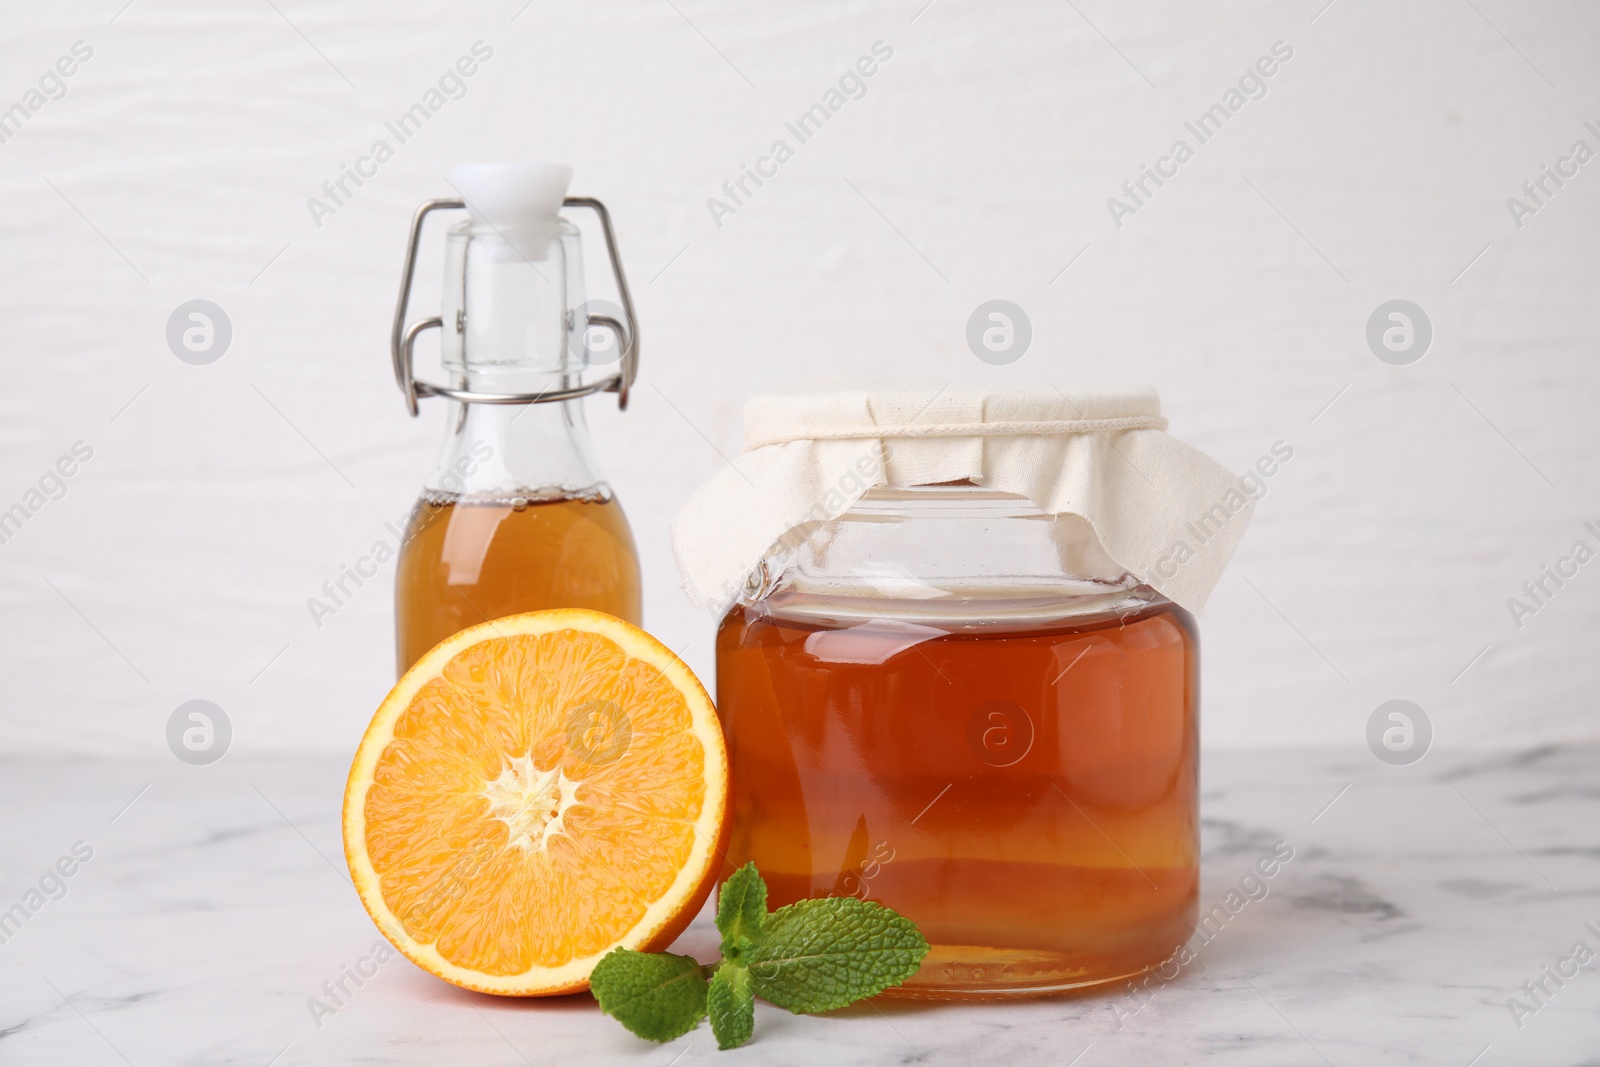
xmin=1 ymin=749 xmax=1595 ymax=1066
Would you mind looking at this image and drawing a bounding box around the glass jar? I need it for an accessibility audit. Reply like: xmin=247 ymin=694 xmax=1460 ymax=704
xmin=715 ymin=484 xmax=1198 ymax=997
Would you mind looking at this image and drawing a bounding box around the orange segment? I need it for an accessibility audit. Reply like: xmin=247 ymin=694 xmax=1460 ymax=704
xmin=343 ymin=609 xmax=729 ymax=995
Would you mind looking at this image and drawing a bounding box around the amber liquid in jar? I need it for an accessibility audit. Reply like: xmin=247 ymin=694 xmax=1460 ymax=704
xmin=716 ymin=591 xmax=1197 ymax=996
xmin=395 ymin=488 xmax=641 ymax=675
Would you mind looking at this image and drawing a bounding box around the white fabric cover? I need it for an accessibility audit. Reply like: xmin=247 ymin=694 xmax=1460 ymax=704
xmin=671 ymin=381 xmax=1254 ymax=614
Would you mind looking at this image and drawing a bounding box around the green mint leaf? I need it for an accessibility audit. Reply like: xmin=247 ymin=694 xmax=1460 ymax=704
xmin=589 ymin=948 xmax=707 ymax=1043
xmin=715 ymin=862 xmax=766 ymax=961
xmin=707 ymin=961 xmax=755 ymax=1050
xmin=747 ymin=896 xmax=930 ymax=1013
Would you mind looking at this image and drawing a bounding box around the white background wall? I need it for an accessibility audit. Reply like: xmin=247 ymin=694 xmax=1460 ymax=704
xmin=2 ymin=0 xmax=1596 ymax=756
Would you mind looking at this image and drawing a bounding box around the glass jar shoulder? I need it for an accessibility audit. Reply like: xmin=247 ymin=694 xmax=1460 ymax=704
xmin=719 ymin=586 xmax=1195 ymax=650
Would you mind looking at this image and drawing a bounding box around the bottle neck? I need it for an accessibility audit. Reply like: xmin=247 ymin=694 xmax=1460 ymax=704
xmin=425 ymin=218 xmax=608 ymax=501
xmin=423 ymin=379 xmax=606 ymax=501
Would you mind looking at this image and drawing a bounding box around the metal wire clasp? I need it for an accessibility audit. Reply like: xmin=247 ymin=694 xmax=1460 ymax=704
xmin=388 ymin=196 xmax=640 ymax=416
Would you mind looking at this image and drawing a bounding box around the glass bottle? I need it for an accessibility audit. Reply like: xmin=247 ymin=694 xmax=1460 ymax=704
xmin=389 ymin=163 xmax=642 ymax=675
xmin=715 ymin=485 xmax=1198 ymax=997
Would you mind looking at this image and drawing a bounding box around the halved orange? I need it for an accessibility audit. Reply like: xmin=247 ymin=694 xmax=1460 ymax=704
xmin=342 ymin=609 xmax=729 ymax=995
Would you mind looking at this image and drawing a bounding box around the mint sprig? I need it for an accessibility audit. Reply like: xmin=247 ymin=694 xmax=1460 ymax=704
xmin=587 ymin=950 xmax=708 ymax=1042
xmin=590 ymin=863 xmax=929 ymax=1050
xmin=745 ymin=895 xmax=929 ymax=1013
xmin=716 ymin=860 xmax=766 ymax=956
xmin=707 ymin=959 xmax=755 ymax=1049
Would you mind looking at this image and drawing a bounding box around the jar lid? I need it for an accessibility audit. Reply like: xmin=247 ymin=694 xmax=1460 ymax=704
xmin=672 ymin=381 xmax=1254 ymax=614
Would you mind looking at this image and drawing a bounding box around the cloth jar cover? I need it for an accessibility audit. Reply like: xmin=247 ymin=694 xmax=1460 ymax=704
xmin=672 ymin=381 xmax=1255 ymax=614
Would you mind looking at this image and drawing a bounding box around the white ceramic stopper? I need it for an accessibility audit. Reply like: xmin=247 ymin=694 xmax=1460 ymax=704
xmin=448 ymin=162 xmax=573 ymax=260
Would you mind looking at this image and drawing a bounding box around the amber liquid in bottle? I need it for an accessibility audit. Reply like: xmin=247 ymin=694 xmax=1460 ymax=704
xmin=394 ymin=488 xmax=640 ymax=675
xmin=716 ymin=594 xmax=1197 ymax=996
